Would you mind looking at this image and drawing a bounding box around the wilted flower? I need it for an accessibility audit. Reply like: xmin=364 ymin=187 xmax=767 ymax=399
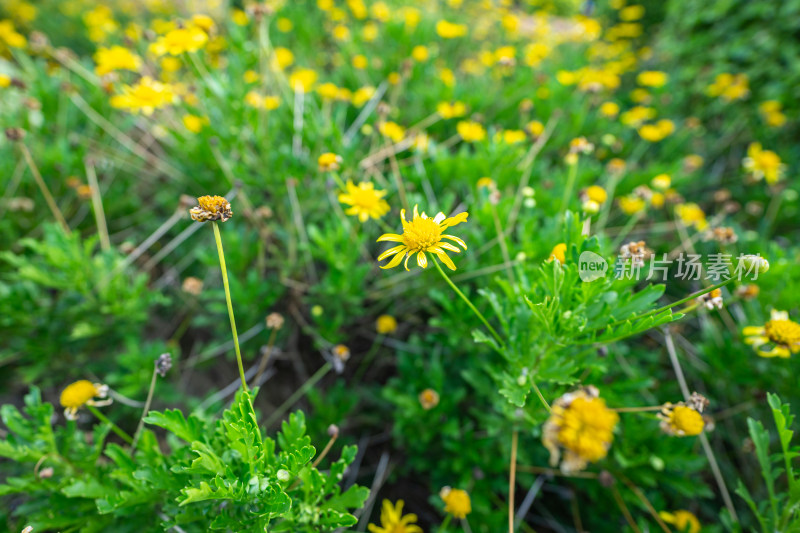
xmin=182 ymin=276 xmax=203 ymax=295
xmin=542 ymin=386 xmax=618 ymax=472
xmin=266 ymin=312 xmax=285 ymax=330
xmin=60 ymin=380 xmax=111 ymax=420
xmin=190 ymin=195 xmax=232 ymax=223
xmin=619 ymin=240 xmax=650 ymax=267
xmin=377 ymin=205 xmax=468 ymax=271
xmin=368 ymin=500 xmax=422 ymax=533
xmin=440 ymin=487 xmax=471 ymax=518
xmin=155 ymin=353 xmax=172 ymax=377
xmin=419 ymin=388 xmax=440 ymax=410
xmin=338 ymin=181 xmax=390 ymax=222
xmin=743 ymin=310 xmax=800 ymax=358
xmin=697 ymin=288 xmax=723 ymax=310
xmin=736 ymin=284 xmax=760 ymax=300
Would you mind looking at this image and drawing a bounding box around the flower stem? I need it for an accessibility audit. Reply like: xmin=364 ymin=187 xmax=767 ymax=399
xmin=86 ymin=405 xmax=133 ymax=445
xmin=430 ymin=255 xmax=505 ymax=349
xmin=212 ymin=221 xmax=248 ymax=392
xmin=612 ymin=405 xmax=664 ymax=413
xmin=264 ymin=362 xmax=332 ymax=429
xmin=130 ymin=367 xmax=158 ymax=453
xmin=560 ymin=160 xmax=579 ymax=215
xmin=508 ymin=429 xmax=518 ymax=533
xmin=252 ymin=327 xmax=278 ymax=389
xmin=605 ymin=277 xmax=736 ymax=331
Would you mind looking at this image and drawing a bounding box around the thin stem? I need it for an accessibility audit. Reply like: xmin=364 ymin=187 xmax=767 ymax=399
xmin=212 ymin=222 xmax=248 ymax=392
xmin=252 ymin=328 xmax=278 ymax=388
xmin=84 ymin=158 xmax=110 ymax=251
xmin=130 ymin=367 xmax=158 ymax=453
xmin=531 ymin=381 xmax=551 ymax=413
xmin=86 ymin=405 xmax=133 ymax=445
xmin=610 ymin=211 xmax=643 ymax=250
xmin=18 ymin=143 xmax=70 ymax=233
xmin=619 ymin=476 xmax=672 ymax=533
xmin=440 ymin=515 xmax=452 ymax=532
xmin=430 ymin=255 xmax=505 ymax=349
xmin=509 ymin=429 xmax=518 ymax=533
xmin=490 ymin=201 xmax=516 ymax=286
xmin=604 ymin=277 xmax=736 ymax=331
xmin=312 ymin=433 xmax=338 ymax=468
xmin=610 ymin=484 xmax=641 ymax=533
xmin=264 ymin=362 xmax=332 ymax=428
xmin=612 ymin=405 xmax=664 ymax=413
xmin=560 ymin=160 xmax=579 ymax=215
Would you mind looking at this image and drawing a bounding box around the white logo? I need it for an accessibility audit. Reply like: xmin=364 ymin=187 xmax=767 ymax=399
xmin=578 ymin=251 xmax=608 ymax=282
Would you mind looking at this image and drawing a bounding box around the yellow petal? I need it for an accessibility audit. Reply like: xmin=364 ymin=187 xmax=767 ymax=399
xmin=442 ymin=234 xmax=467 ymax=249
xmin=377 ymin=233 xmax=403 ymax=243
xmin=417 ymin=251 xmax=428 ymax=268
xmin=380 ymin=251 xmax=406 ymax=269
xmin=434 ymin=249 xmax=457 ymax=270
xmin=742 ymin=326 xmax=765 ymax=336
xmin=377 ymin=245 xmax=406 ymax=261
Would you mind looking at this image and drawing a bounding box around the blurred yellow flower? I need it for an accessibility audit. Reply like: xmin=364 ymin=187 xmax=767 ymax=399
xmin=437 ymin=101 xmax=467 ymax=119
xmin=182 ymin=114 xmax=207 ymax=133
xmin=376 ymin=315 xmax=398 ymax=334
xmin=60 ymin=380 xmax=110 ymax=420
xmin=231 ymin=9 xmax=249 ymax=25
xmin=548 ymin=243 xmax=566 ymax=264
xmin=273 ymin=47 xmax=294 ymax=69
xmin=368 ymin=500 xmax=421 ymax=533
xmin=675 ymin=203 xmax=708 ymax=231
xmin=744 ymin=310 xmax=800 ymax=358
xmin=496 ymin=129 xmax=526 ymax=144
xmin=619 ymin=4 xmax=645 ymax=21
xmin=352 ymin=54 xmax=368 ymax=69
xmin=318 ymin=152 xmax=342 ymax=171
xmin=457 ymin=120 xmax=486 ymax=142
xmin=543 ymin=387 xmax=618 ymax=472
xmin=352 ymin=86 xmax=375 ymax=107
xmin=436 ymin=20 xmax=467 ymax=38
xmin=411 ymin=45 xmax=429 ymax=62
xmin=659 ymin=404 xmax=705 ymax=437
xmin=379 ymin=121 xmax=406 ymax=143
xmin=149 ymin=27 xmax=208 ymax=56
xmin=377 ymin=205 xmax=468 ymax=271
xmin=707 ymin=72 xmax=749 ymax=101
xmin=619 ymin=195 xmax=646 ymax=215
xmin=0 ymin=19 xmax=27 ymax=48
xmin=758 ymin=100 xmax=786 ymax=127
xmin=620 ymin=105 xmax=656 ymax=127
xmin=440 ymin=487 xmax=471 ymax=518
xmin=276 ymin=17 xmax=293 ymax=32
xmin=636 ymin=70 xmax=668 ymax=87
xmin=93 ymin=45 xmax=142 ymax=76
xmin=289 ymin=68 xmax=318 ymax=92
xmin=245 ymin=91 xmax=280 ymax=110
xmin=419 ymin=388 xmax=440 ymax=410
xmin=110 ymin=77 xmax=176 ymax=115
xmin=243 ymin=70 xmax=259 ymax=84
xmin=0 ymin=74 xmax=10 ymax=88
xmin=526 ymin=120 xmax=545 ymax=137
xmin=659 ymin=511 xmax=701 ymax=533
xmin=338 ymin=181 xmax=390 ymax=222
xmin=743 ymin=142 xmax=784 ymax=185
xmin=599 ymin=101 xmax=619 ymax=118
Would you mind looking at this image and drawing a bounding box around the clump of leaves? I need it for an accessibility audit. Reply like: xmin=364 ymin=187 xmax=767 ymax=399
xmin=0 ymin=388 xmax=368 ymax=531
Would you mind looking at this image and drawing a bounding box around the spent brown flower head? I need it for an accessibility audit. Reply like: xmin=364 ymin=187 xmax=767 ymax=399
xmin=190 ymin=195 xmax=232 ymax=222
xmin=266 ymin=312 xmax=285 ymax=330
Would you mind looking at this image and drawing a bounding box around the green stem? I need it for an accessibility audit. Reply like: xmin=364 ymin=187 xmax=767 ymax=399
xmin=264 ymin=362 xmax=332 ymax=428
xmin=430 ymin=255 xmax=505 ymax=349
xmin=87 ymin=405 xmax=133 ymax=445
xmin=560 ymin=160 xmax=579 ymax=216
xmin=610 ymin=211 xmax=643 ymax=250
xmin=531 ymin=381 xmax=551 ymax=413
xmin=213 ymin=222 xmax=248 ymax=392
xmin=440 ymin=514 xmax=452 ymax=532
xmin=602 ymin=277 xmax=737 ymax=332
xmin=130 ymin=367 xmax=158 ymax=454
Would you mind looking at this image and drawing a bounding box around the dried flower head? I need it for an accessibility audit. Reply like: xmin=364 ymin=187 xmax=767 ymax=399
xmin=736 ymin=284 xmax=760 ymax=300
xmin=190 ymin=195 xmax=232 ymax=222
xmin=418 ymin=388 xmax=440 ymax=410
xmin=439 ymin=487 xmax=471 ymax=518
xmin=59 ymin=380 xmax=111 ymax=420
xmin=155 ymin=353 xmax=172 ymax=377
xmin=327 ymin=424 xmax=340 ymax=438
xmin=704 ymin=226 xmax=738 ymax=244
xmin=332 ymin=344 xmax=351 ymax=373
xmin=619 ymin=240 xmax=650 ymax=267
xmin=4 ymin=127 xmax=25 ymax=141
xmin=697 ymin=288 xmax=723 ymax=310
xmin=182 ymin=276 xmax=204 ymax=295
xmin=542 ymin=386 xmax=618 ymax=472
xmin=266 ymin=312 xmax=285 ymax=330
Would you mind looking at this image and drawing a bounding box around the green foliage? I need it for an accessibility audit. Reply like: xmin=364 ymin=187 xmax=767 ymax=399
xmin=0 ymin=388 xmax=367 ymax=531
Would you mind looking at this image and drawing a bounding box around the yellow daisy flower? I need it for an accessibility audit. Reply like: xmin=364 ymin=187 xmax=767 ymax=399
xmin=338 ymin=181 xmax=390 ymax=222
xmin=368 ymin=499 xmax=422 ymax=533
xmin=659 ymin=405 xmax=705 ymax=437
xmin=440 ymin=487 xmax=471 ymax=518
xmin=60 ymin=380 xmax=111 ymax=420
xmin=375 ymin=314 xmax=398 ymax=334
xmin=743 ymin=310 xmax=800 ymax=358
xmin=659 ymin=510 xmax=701 ymax=533
xmin=742 ymin=142 xmax=785 ymax=185
xmin=377 ymin=205 xmax=468 ymax=271
xmin=542 ymin=386 xmax=618 ymax=473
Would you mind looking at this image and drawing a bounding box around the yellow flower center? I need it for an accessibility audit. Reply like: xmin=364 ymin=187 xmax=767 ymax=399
xmin=402 ymin=216 xmax=443 ymax=252
xmin=556 ymin=397 xmax=618 ymax=462
xmin=442 ymin=489 xmax=471 ymax=518
xmin=669 ymin=406 xmax=704 ymax=436
xmin=60 ymin=380 xmax=99 ymax=409
xmin=349 ymin=187 xmax=383 ymax=211
xmin=765 ymin=319 xmax=800 ymax=346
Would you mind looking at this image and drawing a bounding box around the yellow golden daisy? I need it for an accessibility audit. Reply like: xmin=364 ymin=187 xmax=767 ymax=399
xmin=338 ymin=181 xmax=390 ymax=222
xmin=659 ymin=510 xmax=701 ymax=533
xmin=60 ymin=380 xmax=111 ymax=420
xmin=743 ymin=310 xmax=800 ymax=358
xmin=440 ymin=487 xmax=471 ymax=519
xmin=542 ymin=386 xmax=618 ymax=473
xmin=377 ymin=205 xmax=468 ymax=271
xmin=190 ymin=195 xmax=232 ymax=223
xmin=368 ymin=499 xmax=422 ymax=533
xmin=659 ymin=405 xmax=705 ymax=437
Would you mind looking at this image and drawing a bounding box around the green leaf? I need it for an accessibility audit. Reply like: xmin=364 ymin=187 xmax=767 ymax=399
xmin=144 ymin=409 xmax=206 ymax=443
